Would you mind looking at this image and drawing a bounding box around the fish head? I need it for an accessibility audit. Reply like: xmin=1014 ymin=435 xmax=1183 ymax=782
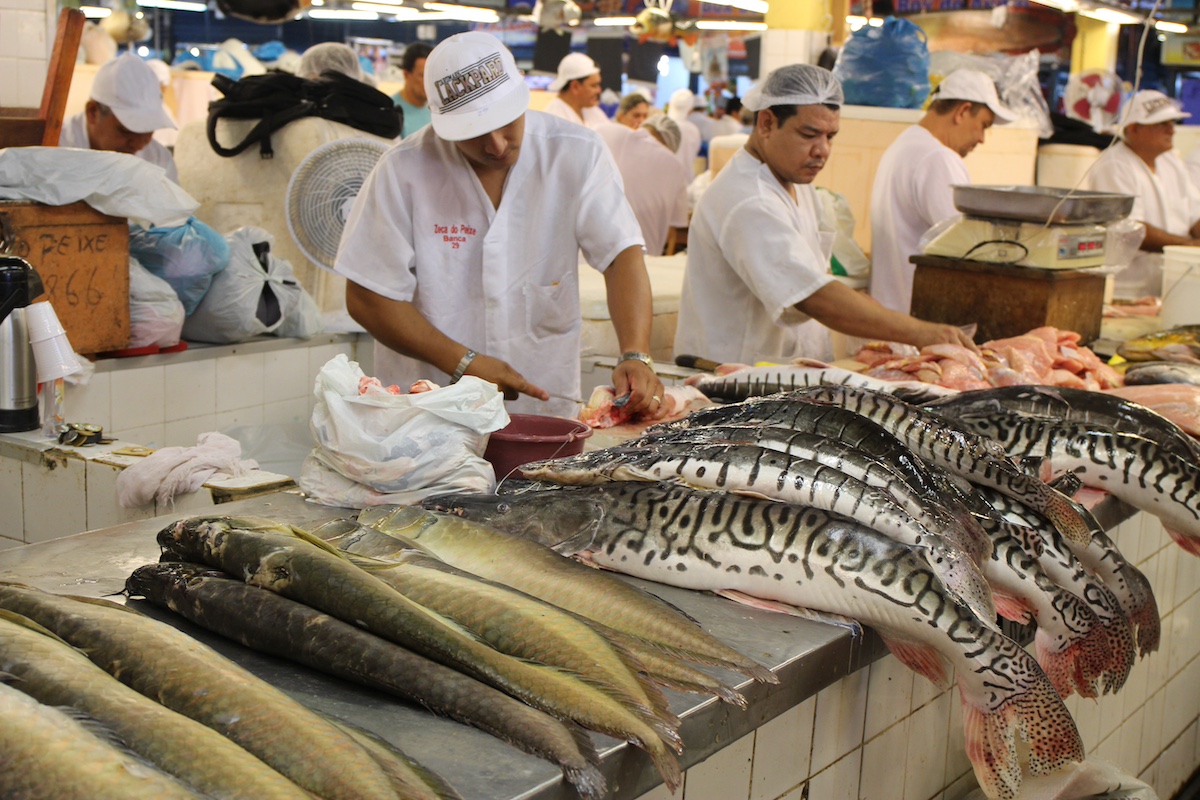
xmin=125 ymin=562 xmax=224 ymax=603
xmin=419 ymin=490 xmax=604 ymax=552
xmin=156 ymin=516 xmax=233 ymax=559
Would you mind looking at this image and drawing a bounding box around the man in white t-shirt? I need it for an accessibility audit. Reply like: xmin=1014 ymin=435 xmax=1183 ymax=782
xmin=604 ymin=114 xmax=691 ymax=256
xmin=335 ymin=32 xmax=663 ymax=419
xmin=675 ymin=65 xmax=977 ymax=366
xmin=541 ymin=52 xmax=608 ymax=129
xmin=868 ymin=70 xmax=1015 ymax=313
xmin=59 ymin=53 xmax=178 ymax=182
xmin=1091 ymin=90 xmax=1200 ymax=298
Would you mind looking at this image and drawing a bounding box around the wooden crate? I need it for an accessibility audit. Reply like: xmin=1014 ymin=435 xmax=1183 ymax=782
xmin=910 ymin=255 xmax=1106 ymax=344
xmin=0 ymin=201 xmax=129 ymax=354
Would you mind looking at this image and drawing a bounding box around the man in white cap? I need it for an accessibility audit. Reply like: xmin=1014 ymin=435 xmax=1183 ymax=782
xmin=59 ymin=53 xmax=178 ymax=182
xmin=868 ymin=69 xmax=1016 ymax=313
xmin=675 ymin=64 xmax=976 ymax=366
xmin=335 ymin=31 xmax=664 ymax=419
xmin=541 ymin=52 xmax=607 ymax=129
xmin=1091 ymin=90 xmax=1200 ymax=298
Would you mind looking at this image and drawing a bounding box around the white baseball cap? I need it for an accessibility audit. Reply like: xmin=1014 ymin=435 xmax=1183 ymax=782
xmin=424 ymin=31 xmax=530 ymax=142
xmin=90 ymin=53 xmax=176 ymax=133
xmin=1119 ymin=90 xmax=1190 ymax=132
xmin=932 ymin=69 xmax=1017 ymax=124
xmin=548 ymin=52 xmax=600 ymax=92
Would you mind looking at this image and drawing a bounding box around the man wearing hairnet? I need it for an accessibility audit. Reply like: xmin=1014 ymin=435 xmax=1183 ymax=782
xmin=674 ymin=65 xmax=977 ymax=366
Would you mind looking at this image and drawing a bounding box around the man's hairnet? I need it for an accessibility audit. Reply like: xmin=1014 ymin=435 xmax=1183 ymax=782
xmin=667 ymin=89 xmax=694 ymax=122
xmin=643 ymin=113 xmax=681 ymax=153
xmin=743 ymin=64 xmax=843 ymax=112
xmin=299 ymin=42 xmax=364 ymax=81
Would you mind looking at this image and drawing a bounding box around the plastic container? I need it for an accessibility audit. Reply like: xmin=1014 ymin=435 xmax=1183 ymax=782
xmin=1161 ymin=246 xmax=1200 ymax=328
xmin=484 ymin=414 xmax=592 ymax=481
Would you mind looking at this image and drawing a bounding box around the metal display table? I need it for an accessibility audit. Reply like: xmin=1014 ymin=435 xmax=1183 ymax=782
xmin=0 ymin=490 xmax=890 ymax=800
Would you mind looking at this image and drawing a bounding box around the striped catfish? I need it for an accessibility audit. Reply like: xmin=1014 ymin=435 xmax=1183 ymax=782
xmin=925 ymin=384 xmax=1200 ymax=462
xmin=939 ymin=411 xmax=1200 ymax=556
xmin=787 ymin=385 xmax=1093 ymax=546
xmin=433 ymin=482 xmax=1086 ymax=800
xmin=686 ymin=362 xmax=956 ymax=404
xmin=520 ymin=441 xmax=999 ymax=630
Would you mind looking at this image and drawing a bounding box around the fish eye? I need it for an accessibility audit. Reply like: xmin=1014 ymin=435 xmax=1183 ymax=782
xmin=497 ymin=503 xmax=511 ymax=513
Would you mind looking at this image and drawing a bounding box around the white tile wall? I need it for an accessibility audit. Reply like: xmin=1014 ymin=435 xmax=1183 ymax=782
xmin=21 ymin=453 xmax=86 ymax=544
xmin=682 ymin=733 xmax=754 ymax=800
xmin=0 ymin=0 xmax=49 ymax=109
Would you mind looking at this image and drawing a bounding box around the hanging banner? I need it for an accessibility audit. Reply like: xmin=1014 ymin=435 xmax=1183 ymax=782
xmin=1162 ymin=35 xmax=1200 ymax=66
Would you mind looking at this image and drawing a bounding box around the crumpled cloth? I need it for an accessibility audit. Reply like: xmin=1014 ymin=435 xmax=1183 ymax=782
xmin=116 ymin=432 xmax=258 ymax=509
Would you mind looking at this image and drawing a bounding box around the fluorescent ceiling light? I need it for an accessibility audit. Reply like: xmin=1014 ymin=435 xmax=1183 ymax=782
xmin=1078 ymin=5 xmax=1141 ymax=23
xmin=308 ymin=8 xmax=379 ymax=18
xmin=1155 ymin=19 xmax=1188 ymax=32
xmin=695 ymin=19 xmax=768 ymax=30
xmin=352 ymin=2 xmax=417 ymax=13
xmin=701 ymin=0 xmax=769 ymax=12
xmin=421 ymin=2 xmax=499 ymax=21
xmin=1028 ymin=0 xmax=1080 ymax=11
xmin=593 ymin=15 xmax=637 ymax=25
xmin=80 ymin=5 xmax=112 ymax=16
xmin=135 ymin=0 xmax=207 ymax=11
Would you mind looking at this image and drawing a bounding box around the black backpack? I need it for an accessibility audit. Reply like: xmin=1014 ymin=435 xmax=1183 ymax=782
xmin=206 ymin=70 xmax=402 ymax=159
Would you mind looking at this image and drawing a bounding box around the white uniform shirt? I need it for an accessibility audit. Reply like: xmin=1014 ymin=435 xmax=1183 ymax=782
xmin=675 ymin=148 xmax=835 ymax=365
xmin=541 ymin=97 xmax=608 ymax=130
xmin=59 ymin=112 xmax=179 ymax=184
xmin=675 ymin=118 xmax=702 ymax=175
xmin=868 ymin=125 xmax=968 ymax=313
xmin=1091 ymin=140 xmax=1200 ymax=297
xmin=334 ymin=112 xmax=644 ymax=417
xmin=594 ymin=121 xmax=635 ymax=162
xmin=607 ymin=129 xmax=690 ymax=257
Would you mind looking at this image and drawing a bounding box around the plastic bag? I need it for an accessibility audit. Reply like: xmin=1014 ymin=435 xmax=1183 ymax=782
xmin=0 ymin=147 xmax=198 ymax=228
xmin=128 ymin=257 xmax=185 ymax=349
xmin=130 ymin=217 xmax=230 ymax=315
xmin=816 ymin=187 xmax=870 ymax=279
xmin=929 ymin=50 xmax=1053 ymax=138
xmin=833 ymin=17 xmax=931 ymax=109
xmin=298 ymin=354 xmax=510 ymax=508
xmin=182 ymin=226 xmax=321 ymax=344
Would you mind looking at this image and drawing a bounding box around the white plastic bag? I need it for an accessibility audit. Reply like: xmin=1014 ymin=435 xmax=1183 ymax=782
xmin=298 ymin=355 xmax=510 ymax=508
xmin=182 ymin=226 xmax=322 ymax=344
xmin=128 ymin=257 xmax=185 ymax=348
xmin=816 ymin=187 xmax=870 ymax=279
xmin=0 ymin=147 xmax=198 ymax=228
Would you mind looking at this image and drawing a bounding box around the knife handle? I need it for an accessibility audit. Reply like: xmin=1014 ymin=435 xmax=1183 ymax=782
xmin=674 ymin=354 xmax=722 ymax=371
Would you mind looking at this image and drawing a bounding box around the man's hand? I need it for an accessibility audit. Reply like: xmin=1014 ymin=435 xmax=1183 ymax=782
xmin=909 ymin=321 xmax=979 ymax=353
xmin=465 ymin=354 xmax=549 ymax=402
xmin=613 ymin=359 xmax=666 ymax=419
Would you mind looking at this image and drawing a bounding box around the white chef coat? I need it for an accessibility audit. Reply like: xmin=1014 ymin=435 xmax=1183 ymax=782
xmin=608 ymin=129 xmax=690 ymax=257
xmin=868 ymin=125 xmax=968 ymax=313
xmin=541 ymin=97 xmax=608 ymax=130
xmin=334 ymin=111 xmax=644 ymax=418
xmin=1091 ymin=140 xmax=1200 ymax=298
xmin=59 ymin=112 xmax=179 ymax=184
xmin=675 ymin=148 xmax=835 ymax=365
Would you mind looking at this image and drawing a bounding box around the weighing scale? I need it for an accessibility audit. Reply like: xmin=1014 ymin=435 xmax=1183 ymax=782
xmin=921 ymin=185 xmax=1135 ymax=269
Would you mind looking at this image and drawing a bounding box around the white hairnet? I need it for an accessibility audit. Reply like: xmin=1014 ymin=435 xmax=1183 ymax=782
xmin=299 ymin=42 xmax=363 ymax=81
xmin=667 ymin=89 xmax=694 ymax=122
xmin=643 ymin=113 xmax=681 ymax=153
xmin=743 ymin=64 xmax=843 ymax=112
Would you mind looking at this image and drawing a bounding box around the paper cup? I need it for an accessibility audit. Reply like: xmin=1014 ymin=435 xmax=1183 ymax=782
xmin=32 ymin=332 xmax=83 ymax=382
xmin=24 ymin=301 xmax=67 ymax=343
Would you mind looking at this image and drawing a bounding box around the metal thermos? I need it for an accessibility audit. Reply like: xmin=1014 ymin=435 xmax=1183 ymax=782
xmin=0 ymin=256 xmax=44 ymax=433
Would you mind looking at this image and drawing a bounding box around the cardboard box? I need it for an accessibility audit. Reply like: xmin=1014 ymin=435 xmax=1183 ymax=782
xmin=910 ymin=255 xmax=1106 ymax=344
xmin=0 ymin=201 xmax=129 ymax=354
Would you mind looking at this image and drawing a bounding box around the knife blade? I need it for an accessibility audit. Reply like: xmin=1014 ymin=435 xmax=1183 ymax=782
xmin=547 ymin=392 xmax=585 ymax=404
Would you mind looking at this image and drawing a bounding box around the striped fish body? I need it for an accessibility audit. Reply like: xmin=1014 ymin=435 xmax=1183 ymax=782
xmin=687 ymin=365 xmax=955 ymax=403
xmin=948 ymin=414 xmax=1200 ymax=553
xmin=479 ymin=482 xmax=1084 ymax=800
xmin=788 ymin=385 xmax=1093 ymax=545
xmin=925 ymin=385 xmax=1200 ymax=462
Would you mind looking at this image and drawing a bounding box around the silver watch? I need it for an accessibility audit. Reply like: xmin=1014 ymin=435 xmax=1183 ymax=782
xmin=619 ymin=351 xmax=655 ymax=370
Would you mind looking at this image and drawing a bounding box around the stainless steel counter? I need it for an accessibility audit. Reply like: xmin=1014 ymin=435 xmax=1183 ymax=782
xmin=0 ymin=490 xmax=889 ymax=800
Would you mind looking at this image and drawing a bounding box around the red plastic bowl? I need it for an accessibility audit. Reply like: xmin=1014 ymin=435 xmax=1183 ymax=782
xmin=484 ymin=414 xmax=592 ymax=481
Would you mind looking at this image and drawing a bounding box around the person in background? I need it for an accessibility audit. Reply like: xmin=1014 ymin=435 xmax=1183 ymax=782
xmin=615 ymin=93 xmax=650 ymax=129
xmin=606 ymin=113 xmax=691 ymax=257
xmin=666 ymin=89 xmax=702 ymax=176
xmin=59 ymin=52 xmax=178 ymax=182
xmin=542 ymin=52 xmax=608 ymax=129
xmin=674 ymin=64 xmax=977 ymax=366
xmin=298 ymin=41 xmax=364 ymax=81
xmin=710 ymin=96 xmax=743 ymax=137
xmin=1091 ymin=90 xmax=1200 ymax=299
xmin=868 ymin=69 xmax=1015 ymax=313
xmin=391 ymin=42 xmax=433 ymax=138
xmin=335 ymin=32 xmax=664 ymax=419
xmin=687 ymin=94 xmax=715 ymax=144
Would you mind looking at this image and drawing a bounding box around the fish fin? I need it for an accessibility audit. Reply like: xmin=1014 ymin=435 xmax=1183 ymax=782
xmin=992 ymin=592 xmax=1034 ymax=625
xmin=880 ymin=637 xmax=951 ymax=690
xmin=330 ymin=716 xmax=466 ymax=800
xmin=1165 ymin=526 xmax=1200 ymax=557
xmin=60 ymin=594 xmax=140 ymax=614
xmin=1120 ymin=563 xmax=1161 ymax=656
xmin=1043 ymin=489 xmax=1093 ymax=546
xmin=715 ymin=589 xmax=865 ymax=637
xmin=0 ymin=608 xmax=74 ymax=647
xmin=643 ymin=737 xmax=682 ymax=793
xmin=729 ymin=488 xmax=778 ymax=502
xmin=285 ymin=524 xmax=353 ymax=559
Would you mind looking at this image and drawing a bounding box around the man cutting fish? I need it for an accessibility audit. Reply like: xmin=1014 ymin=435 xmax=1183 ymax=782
xmin=335 ymin=32 xmax=664 ymax=419
xmin=674 ymin=64 xmax=978 ymax=366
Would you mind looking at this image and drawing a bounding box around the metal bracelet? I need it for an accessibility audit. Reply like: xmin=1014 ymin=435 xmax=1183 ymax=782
xmin=618 ymin=351 xmax=655 ymax=370
xmin=450 ymin=349 xmax=477 ymax=383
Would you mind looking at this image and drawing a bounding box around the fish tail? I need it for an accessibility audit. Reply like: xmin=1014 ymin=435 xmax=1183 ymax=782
xmin=1034 ymin=624 xmax=1106 ymax=700
xmin=1166 ymin=526 xmax=1200 ymax=557
xmin=643 ymin=737 xmax=682 ymax=793
xmin=1123 ymin=564 xmax=1161 ymax=656
xmin=1042 ymin=492 xmax=1092 ymax=545
xmin=1098 ymin=612 xmax=1137 ymax=694
xmin=959 ymin=663 xmax=1085 ymax=800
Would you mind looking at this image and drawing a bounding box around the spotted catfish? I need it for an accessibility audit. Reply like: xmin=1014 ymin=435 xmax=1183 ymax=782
xmin=432 ymin=482 xmax=1085 ymax=800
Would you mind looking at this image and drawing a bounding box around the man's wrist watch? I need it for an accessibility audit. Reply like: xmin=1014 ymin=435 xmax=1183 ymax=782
xmin=450 ymin=349 xmax=477 ymax=383
xmin=619 ymin=351 xmax=655 ymax=371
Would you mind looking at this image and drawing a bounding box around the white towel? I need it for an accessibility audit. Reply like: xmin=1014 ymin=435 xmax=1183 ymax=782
xmin=116 ymin=432 xmax=258 ymax=509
